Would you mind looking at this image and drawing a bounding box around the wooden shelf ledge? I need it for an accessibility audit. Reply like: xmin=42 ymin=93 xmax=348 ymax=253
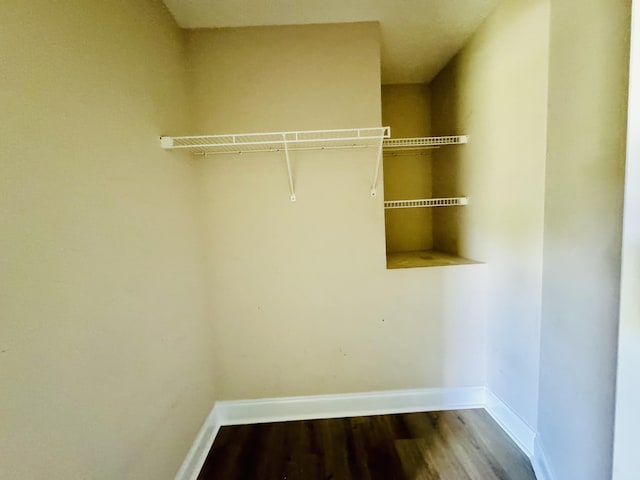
xmin=386 ymin=250 xmax=481 ymax=269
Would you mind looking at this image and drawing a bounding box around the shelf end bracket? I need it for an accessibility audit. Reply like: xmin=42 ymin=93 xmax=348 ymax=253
xmin=160 ymin=136 xmax=174 ymax=149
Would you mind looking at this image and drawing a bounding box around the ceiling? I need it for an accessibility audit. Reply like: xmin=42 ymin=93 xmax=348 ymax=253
xmin=162 ymin=0 xmax=500 ymax=85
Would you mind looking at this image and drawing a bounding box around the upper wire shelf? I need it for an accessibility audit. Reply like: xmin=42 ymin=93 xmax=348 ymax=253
xmin=160 ymin=127 xmax=391 ymax=201
xmin=383 ymin=135 xmax=468 ymax=151
xmin=161 ymin=127 xmax=390 ymax=155
xmin=384 ymin=197 xmax=469 ymax=209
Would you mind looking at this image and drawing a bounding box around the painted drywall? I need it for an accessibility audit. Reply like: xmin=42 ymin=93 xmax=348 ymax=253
xmin=613 ymin=3 xmax=640 ymax=478
xmin=0 ymin=1 xmax=216 ymax=478
xmin=429 ymin=0 xmax=550 ymax=428
xmin=381 ymin=84 xmax=434 ymax=252
xmin=187 ymin=23 xmax=488 ymax=400
xmin=164 ymin=0 xmax=501 ymax=84
xmin=537 ymin=0 xmax=631 ymax=478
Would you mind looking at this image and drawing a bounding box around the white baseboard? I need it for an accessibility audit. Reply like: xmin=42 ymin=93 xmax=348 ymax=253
xmin=175 ymin=386 xmax=537 ymax=480
xmin=483 ymin=388 xmax=536 ymax=457
xmin=174 ymin=403 xmax=223 ymax=480
xmin=531 ymin=436 xmax=555 ymax=480
xmin=215 ymin=386 xmax=486 ymax=426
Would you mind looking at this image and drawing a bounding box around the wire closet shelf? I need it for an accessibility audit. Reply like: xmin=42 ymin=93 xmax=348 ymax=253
xmin=160 ymin=127 xmax=390 ymax=155
xmin=160 ymin=127 xmax=391 ymax=201
xmin=384 ymin=197 xmax=469 ymax=209
xmin=383 ymin=135 xmax=468 ymax=151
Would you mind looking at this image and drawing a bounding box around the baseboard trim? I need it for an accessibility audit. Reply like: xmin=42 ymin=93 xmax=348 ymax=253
xmin=484 ymin=388 xmax=536 ymax=457
xmin=216 ymin=386 xmax=486 ymax=426
xmin=175 ymin=386 xmax=536 ymax=480
xmin=531 ymin=436 xmax=555 ymax=480
xmin=174 ymin=403 xmax=223 ymax=480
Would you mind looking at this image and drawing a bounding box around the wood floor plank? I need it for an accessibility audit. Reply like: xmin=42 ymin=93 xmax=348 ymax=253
xmin=347 ymin=416 xmax=375 ymax=480
xmin=319 ymin=417 xmax=353 ymax=479
xmin=197 ymin=424 xmax=252 ymax=480
xmin=436 ymin=412 xmax=508 ymax=480
xmin=196 ymin=409 xmax=537 ymax=480
xmin=419 ymin=435 xmax=474 ymax=480
xmin=395 ymin=439 xmax=441 ymax=480
xmin=459 ymin=410 xmax=536 ymax=480
xmin=402 ymin=413 xmax=476 ymax=480
xmin=444 ymin=421 xmax=504 ymax=480
xmin=286 ymin=420 xmax=322 ymax=480
xmin=257 ymin=421 xmax=288 ymax=479
xmin=231 ymin=424 xmax=269 ymax=479
xmin=352 ymin=415 xmax=404 ymax=480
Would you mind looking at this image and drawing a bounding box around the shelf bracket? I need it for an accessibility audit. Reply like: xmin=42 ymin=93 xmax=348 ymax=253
xmin=282 ymin=135 xmax=296 ymax=202
xmin=370 ymin=137 xmax=384 ymax=197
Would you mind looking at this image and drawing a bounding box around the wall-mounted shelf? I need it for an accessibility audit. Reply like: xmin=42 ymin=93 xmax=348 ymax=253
xmin=384 ymin=197 xmax=469 ymax=209
xmin=387 ymin=250 xmax=480 ymax=269
xmin=160 ymin=128 xmax=391 ymax=154
xmin=160 ymin=127 xmax=390 ymax=201
xmin=383 ymin=135 xmax=468 ymax=151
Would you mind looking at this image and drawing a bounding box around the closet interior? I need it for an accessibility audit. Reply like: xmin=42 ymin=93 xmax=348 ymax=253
xmin=5 ymin=0 xmax=629 ymax=478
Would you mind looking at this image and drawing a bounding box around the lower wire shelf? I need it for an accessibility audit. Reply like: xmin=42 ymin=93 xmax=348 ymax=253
xmin=384 ymin=197 xmax=468 ymax=209
xmin=386 ymin=250 xmax=481 ymax=269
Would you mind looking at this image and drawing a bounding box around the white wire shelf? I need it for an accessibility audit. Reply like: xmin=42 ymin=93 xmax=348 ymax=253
xmin=161 ymin=127 xmax=390 ymax=155
xmin=384 ymin=197 xmax=469 ymax=209
xmin=383 ymin=135 xmax=468 ymax=151
xmin=160 ymin=127 xmax=391 ymax=201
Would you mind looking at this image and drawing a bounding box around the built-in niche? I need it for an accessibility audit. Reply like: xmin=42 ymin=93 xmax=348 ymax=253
xmin=381 ymin=84 xmax=477 ymax=269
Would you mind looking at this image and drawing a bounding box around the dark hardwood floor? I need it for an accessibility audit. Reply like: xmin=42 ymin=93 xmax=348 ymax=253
xmin=197 ymin=409 xmax=537 ymax=480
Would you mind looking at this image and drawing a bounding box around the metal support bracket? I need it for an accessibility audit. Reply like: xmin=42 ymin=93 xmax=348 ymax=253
xmin=282 ymin=135 xmax=296 ymax=202
xmin=370 ymin=137 xmax=384 ymax=197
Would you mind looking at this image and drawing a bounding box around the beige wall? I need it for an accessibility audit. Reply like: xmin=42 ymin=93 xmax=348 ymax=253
xmin=0 ymin=1 xmax=216 ymax=478
xmin=538 ymin=0 xmax=631 ymax=478
xmin=187 ymin=23 xmax=380 ymax=133
xmin=382 ymin=84 xmax=434 ymax=252
xmin=188 ymin=23 xmax=488 ymax=400
xmin=429 ymin=0 xmax=550 ymax=427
